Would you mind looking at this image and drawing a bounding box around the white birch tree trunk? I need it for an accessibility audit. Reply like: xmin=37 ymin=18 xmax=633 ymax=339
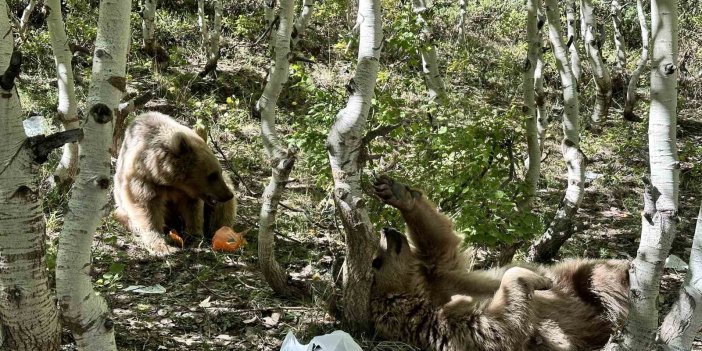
xmin=604 ymin=0 xmax=679 ymax=348
xmin=610 ymin=0 xmax=626 ymax=75
xmin=526 ymin=0 xmax=585 ymax=263
xmin=292 ymin=0 xmax=314 ymax=47
xmin=198 ymin=0 xmax=222 ymax=76
xmin=524 ymin=0 xmax=540 ymax=200
xmin=580 ymin=0 xmax=612 ymax=124
xmin=255 ymin=0 xmax=308 ymax=299
xmin=208 ymin=0 xmax=222 ymax=62
xmin=413 ymin=0 xmax=445 ymax=102
xmin=624 ymin=0 xmax=649 ymax=122
xmin=326 ymin=0 xmax=382 ymax=333
xmin=198 ymin=0 xmax=208 ymax=52
xmin=55 ymin=0 xmax=131 ymax=349
xmin=142 ymin=0 xmax=156 ymax=51
xmin=46 ymin=0 xmax=80 ymax=186
xmin=660 ymin=201 xmax=702 ymax=350
xmin=565 ymin=0 xmax=581 ymax=83
xmin=140 ymin=0 xmax=167 ymax=64
xmin=17 ymin=0 xmax=37 ymax=38
xmin=0 ymin=6 xmax=60 ymax=349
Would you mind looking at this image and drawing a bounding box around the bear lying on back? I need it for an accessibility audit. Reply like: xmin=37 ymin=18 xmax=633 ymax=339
xmin=370 ymin=175 xmax=629 ymax=351
xmin=114 ymin=112 xmax=236 ymax=256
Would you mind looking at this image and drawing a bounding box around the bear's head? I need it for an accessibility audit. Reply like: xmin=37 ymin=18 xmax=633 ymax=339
xmin=168 ymin=132 xmax=234 ymax=205
xmin=371 ymin=227 xmax=419 ymax=295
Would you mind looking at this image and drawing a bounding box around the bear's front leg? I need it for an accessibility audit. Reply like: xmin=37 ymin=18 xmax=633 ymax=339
xmin=128 ymin=205 xmax=178 ymax=256
xmin=179 ymin=199 xmax=205 ymax=238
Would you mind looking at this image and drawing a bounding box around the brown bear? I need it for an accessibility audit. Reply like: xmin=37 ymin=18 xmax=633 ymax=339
xmin=370 ymin=175 xmax=629 ymax=351
xmin=113 ymin=112 xmax=236 ymax=256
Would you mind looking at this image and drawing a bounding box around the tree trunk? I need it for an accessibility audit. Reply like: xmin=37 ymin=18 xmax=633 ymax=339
xmin=198 ymin=0 xmax=222 ymax=76
xmin=0 ymin=8 xmax=61 ymax=349
xmin=412 ymin=0 xmax=445 ymax=102
xmin=623 ymin=0 xmax=649 ymax=122
xmin=256 ymin=0 xmax=309 ymax=299
xmin=610 ymin=0 xmax=626 ymax=74
xmin=198 ymin=0 xmax=208 ymax=52
xmin=457 ymin=0 xmax=466 ymax=43
xmin=46 ymin=0 xmax=80 ymax=187
xmin=565 ymin=0 xmax=581 ymax=83
xmin=526 ymin=0 xmax=585 ymax=263
xmin=603 ymin=0 xmax=678 ymax=347
xmin=140 ymin=0 xmax=167 ymax=64
xmin=17 ymin=0 xmax=37 ymax=39
xmin=523 ymin=0 xmax=540 ymax=200
xmin=660 ymin=201 xmax=702 ymax=350
xmin=142 ymin=0 xmax=157 ymax=51
xmin=55 ymin=0 xmax=131 ymax=349
xmin=326 ymin=0 xmax=382 ymax=334
xmin=292 ymin=0 xmax=314 ymax=47
xmin=580 ymin=0 xmax=612 ymax=124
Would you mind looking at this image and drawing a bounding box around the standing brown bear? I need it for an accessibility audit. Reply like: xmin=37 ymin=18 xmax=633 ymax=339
xmin=370 ymin=175 xmax=629 ymax=351
xmin=113 ymin=112 xmax=236 ymax=256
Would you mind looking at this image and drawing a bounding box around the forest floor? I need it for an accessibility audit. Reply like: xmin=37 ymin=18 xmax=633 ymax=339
xmin=10 ymin=0 xmax=702 ymax=350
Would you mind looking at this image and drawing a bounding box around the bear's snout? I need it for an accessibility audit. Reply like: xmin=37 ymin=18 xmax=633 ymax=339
xmin=217 ymin=191 xmax=234 ymax=203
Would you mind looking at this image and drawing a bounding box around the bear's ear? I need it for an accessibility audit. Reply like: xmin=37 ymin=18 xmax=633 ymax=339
xmin=380 ymin=227 xmax=406 ymax=254
xmin=170 ymin=132 xmax=191 ymax=155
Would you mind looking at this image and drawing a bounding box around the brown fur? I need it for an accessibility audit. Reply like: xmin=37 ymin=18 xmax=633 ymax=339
xmin=113 ymin=112 xmax=236 ymax=256
xmin=370 ymin=176 xmax=629 ymax=351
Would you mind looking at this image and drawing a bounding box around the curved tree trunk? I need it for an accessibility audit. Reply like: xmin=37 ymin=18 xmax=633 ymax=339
xmin=326 ymin=0 xmax=382 ymax=334
xmin=55 ymin=0 xmax=131 ymax=349
xmin=292 ymin=0 xmax=313 ymax=47
xmin=256 ymin=0 xmax=309 ymax=299
xmin=46 ymin=0 xmax=80 ymax=187
xmin=580 ymin=0 xmax=612 ymax=124
xmin=660 ymin=201 xmax=702 ymax=350
xmin=623 ymin=0 xmax=649 ymax=122
xmin=604 ymin=0 xmax=679 ymax=348
xmin=523 ymin=0 xmax=540 ymax=200
xmin=565 ymin=0 xmax=581 ymax=83
xmin=526 ymin=0 xmax=585 ymax=263
xmin=17 ymin=0 xmax=37 ymax=39
xmin=0 ymin=8 xmax=61 ymax=349
xmin=413 ymin=0 xmax=445 ymax=102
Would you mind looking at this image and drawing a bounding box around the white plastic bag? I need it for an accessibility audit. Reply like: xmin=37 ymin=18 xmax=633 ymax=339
xmin=280 ymin=330 xmax=362 ymax=351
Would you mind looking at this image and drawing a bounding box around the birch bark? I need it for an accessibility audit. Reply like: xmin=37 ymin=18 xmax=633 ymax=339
xmin=660 ymin=201 xmax=702 ymax=350
xmin=565 ymin=0 xmax=581 ymax=83
xmin=526 ymin=0 xmax=585 ymax=263
xmin=603 ymin=0 xmax=679 ymax=348
xmin=580 ymin=0 xmax=612 ymax=123
xmin=326 ymin=0 xmax=382 ymax=333
xmin=610 ymin=0 xmax=626 ymax=74
xmin=412 ymin=0 xmax=445 ymax=102
xmin=55 ymin=0 xmax=131 ymax=349
xmin=524 ymin=0 xmax=540 ymax=199
xmin=256 ymin=0 xmax=308 ymax=299
xmin=292 ymin=0 xmax=313 ymax=47
xmin=0 ymin=5 xmax=60 ymax=349
xmin=45 ymin=0 xmax=80 ymax=186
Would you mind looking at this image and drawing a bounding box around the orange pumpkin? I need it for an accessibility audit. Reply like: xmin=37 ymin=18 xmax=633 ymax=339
xmin=212 ymin=226 xmax=247 ymax=252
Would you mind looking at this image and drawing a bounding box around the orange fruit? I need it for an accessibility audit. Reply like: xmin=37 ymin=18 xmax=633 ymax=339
xmin=212 ymin=226 xmax=247 ymax=252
